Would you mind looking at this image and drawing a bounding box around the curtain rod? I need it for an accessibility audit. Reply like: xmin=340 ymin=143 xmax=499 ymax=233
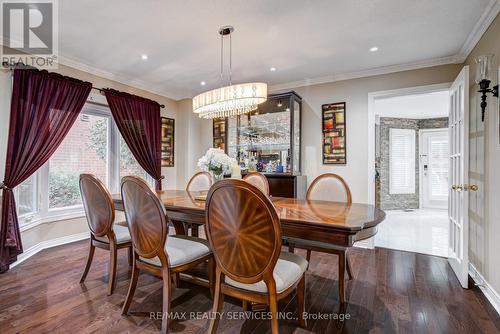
xmin=2 ymin=61 xmax=165 ymax=109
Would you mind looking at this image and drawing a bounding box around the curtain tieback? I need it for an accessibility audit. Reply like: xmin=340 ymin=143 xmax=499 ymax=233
xmin=156 ymin=176 xmax=165 ymax=181
xmin=0 ymin=182 xmax=12 ymax=191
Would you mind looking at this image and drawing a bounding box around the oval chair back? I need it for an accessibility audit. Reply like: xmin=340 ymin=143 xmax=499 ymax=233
xmin=242 ymin=172 xmax=270 ymax=196
xmin=306 ymin=173 xmax=352 ymax=205
xmin=79 ymin=174 xmax=115 ymax=238
xmin=205 ymin=179 xmax=281 ymax=284
xmin=186 ymin=171 xmax=213 ymax=192
xmin=121 ymin=176 xmax=168 ymax=261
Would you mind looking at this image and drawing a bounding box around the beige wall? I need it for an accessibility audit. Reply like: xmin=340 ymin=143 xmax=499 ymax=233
xmin=464 ymin=12 xmax=500 ymax=294
xmin=175 ymin=99 xmax=212 ymax=187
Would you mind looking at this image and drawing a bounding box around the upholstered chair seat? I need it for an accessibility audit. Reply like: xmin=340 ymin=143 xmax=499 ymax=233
xmin=94 ymin=224 xmax=131 ymax=244
xmin=225 ymin=252 xmax=307 ymax=293
xmin=139 ymin=235 xmax=211 ymax=268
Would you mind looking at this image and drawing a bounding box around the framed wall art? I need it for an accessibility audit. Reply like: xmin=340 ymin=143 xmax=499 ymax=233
xmin=322 ymin=102 xmax=346 ymax=164
xmin=213 ymin=117 xmax=227 ymax=152
xmin=161 ymin=117 xmax=174 ymax=167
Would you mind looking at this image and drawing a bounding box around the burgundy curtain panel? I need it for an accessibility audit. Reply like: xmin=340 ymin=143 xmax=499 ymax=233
xmin=0 ymin=68 xmax=92 ymax=273
xmin=104 ymin=89 xmax=163 ymax=190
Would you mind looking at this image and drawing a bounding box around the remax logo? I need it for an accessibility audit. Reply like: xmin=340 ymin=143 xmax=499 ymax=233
xmin=1 ymin=0 xmax=58 ymax=68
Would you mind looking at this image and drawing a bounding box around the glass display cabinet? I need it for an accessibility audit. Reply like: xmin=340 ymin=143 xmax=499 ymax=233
xmin=213 ymin=91 xmax=306 ymax=198
xmin=227 ymin=91 xmax=302 ymax=174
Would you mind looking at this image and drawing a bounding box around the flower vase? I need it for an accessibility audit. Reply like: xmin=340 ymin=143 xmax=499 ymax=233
xmin=212 ymin=172 xmax=224 ymax=182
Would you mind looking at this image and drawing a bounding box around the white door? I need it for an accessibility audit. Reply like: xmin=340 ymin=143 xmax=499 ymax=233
xmin=448 ymin=66 xmax=469 ymax=288
xmin=420 ymin=129 xmax=449 ymax=209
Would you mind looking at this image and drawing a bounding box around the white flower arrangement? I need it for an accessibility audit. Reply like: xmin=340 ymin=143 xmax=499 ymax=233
xmin=197 ymin=148 xmax=237 ymax=176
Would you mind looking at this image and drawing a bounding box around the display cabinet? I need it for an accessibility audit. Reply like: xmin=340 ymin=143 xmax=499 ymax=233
xmin=226 ymin=91 xmax=302 ymax=174
xmin=213 ymin=91 xmax=304 ymax=198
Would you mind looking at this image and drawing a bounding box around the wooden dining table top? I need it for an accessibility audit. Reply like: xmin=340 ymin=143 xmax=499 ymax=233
xmin=112 ymin=189 xmax=385 ymax=233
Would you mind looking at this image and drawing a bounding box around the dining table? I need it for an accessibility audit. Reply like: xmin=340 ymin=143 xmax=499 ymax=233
xmin=112 ymin=189 xmax=386 ymax=300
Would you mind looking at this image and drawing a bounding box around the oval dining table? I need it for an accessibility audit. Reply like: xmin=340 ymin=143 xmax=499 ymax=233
xmin=112 ymin=189 xmax=386 ymax=302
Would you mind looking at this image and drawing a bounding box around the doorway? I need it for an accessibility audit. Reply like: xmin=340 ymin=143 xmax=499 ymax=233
xmin=371 ymin=87 xmax=450 ymax=257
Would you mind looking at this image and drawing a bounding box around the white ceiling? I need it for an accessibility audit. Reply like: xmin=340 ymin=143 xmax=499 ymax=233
xmin=49 ymin=0 xmax=497 ymax=99
xmin=374 ymin=91 xmax=450 ymax=119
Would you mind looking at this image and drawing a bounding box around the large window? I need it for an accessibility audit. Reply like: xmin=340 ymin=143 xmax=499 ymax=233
xmin=14 ymin=174 xmax=38 ymax=219
xmin=389 ymin=128 xmax=416 ymax=194
xmin=14 ymin=103 xmax=150 ymax=226
xmin=49 ymin=113 xmax=109 ymax=209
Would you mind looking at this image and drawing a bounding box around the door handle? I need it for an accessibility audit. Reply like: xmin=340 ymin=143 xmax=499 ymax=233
xmin=466 ymin=184 xmax=479 ymax=192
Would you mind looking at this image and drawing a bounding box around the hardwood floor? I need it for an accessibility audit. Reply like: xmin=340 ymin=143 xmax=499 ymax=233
xmin=1 ymin=240 xmax=499 ymax=334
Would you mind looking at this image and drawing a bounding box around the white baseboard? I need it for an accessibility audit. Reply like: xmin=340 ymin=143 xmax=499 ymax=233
xmin=469 ymin=263 xmax=500 ymax=315
xmin=11 ymin=232 xmax=89 ymax=269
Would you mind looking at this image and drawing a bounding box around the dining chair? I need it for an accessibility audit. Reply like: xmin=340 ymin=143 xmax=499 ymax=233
xmin=287 ymin=173 xmax=354 ymax=303
xmin=79 ymin=173 xmax=132 ymax=296
xmin=186 ymin=171 xmax=213 ymax=191
xmin=242 ymin=172 xmax=269 ymax=196
xmin=120 ymin=176 xmax=213 ymax=334
xmin=205 ymin=179 xmax=307 ymax=334
xmin=184 ymin=171 xmax=213 ymax=237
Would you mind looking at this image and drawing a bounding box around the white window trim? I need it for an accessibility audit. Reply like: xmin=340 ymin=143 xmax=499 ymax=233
xmin=17 ymin=102 xmax=154 ymax=230
xmin=389 ymin=128 xmax=416 ymax=195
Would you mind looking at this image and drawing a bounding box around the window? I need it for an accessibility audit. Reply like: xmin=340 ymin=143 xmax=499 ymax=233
xmin=14 ymin=174 xmax=38 ymax=218
xmin=49 ymin=113 xmax=110 ymax=209
xmin=119 ymin=136 xmax=149 ymax=181
xmin=389 ymin=128 xmax=416 ymax=194
xmin=429 ymin=137 xmax=449 ymax=197
xmin=14 ymin=103 xmax=150 ymax=226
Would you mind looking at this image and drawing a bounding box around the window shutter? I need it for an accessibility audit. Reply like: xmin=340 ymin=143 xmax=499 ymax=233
xmin=389 ymin=128 xmax=416 ymax=194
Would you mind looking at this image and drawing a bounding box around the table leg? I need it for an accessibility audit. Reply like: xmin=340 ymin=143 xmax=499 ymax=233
xmin=171 ymin=220 xmax=186 ymax=235
xmin=339 ymin=251 xmax=346 ymax=303
xmin=191 ymin=224 xmax=199 ymax=237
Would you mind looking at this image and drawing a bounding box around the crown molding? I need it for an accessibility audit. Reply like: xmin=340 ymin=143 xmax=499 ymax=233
xmin=456 ymin=0 xmax=500 ymax=63
xmin=56 ymin=54 xmax=184 ymax=100
xmin=269 ymin=55 xmax=459 ymax=92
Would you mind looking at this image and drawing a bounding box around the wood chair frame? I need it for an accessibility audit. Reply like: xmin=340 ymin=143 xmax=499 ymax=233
xmin=289 ymin=173 xmax=354 ymax=303
xmin=205 ymin=179 xmax=306 ymax=334
xmin=242 ymin=172 xmax=270 ymax=196
xmin=183 ymin=171 xmax=213 ymax=237
xmin=120 ymin=176 xmax=214 ymax=333
xmin=79 ymin=173 xmax=132 ymax=296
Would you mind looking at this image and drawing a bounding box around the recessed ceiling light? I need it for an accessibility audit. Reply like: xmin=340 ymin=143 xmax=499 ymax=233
xmin=141 ymin=54 xmax=148 ymax=60
xmin=369 ymin=46 xmax=379 ymax=52
xmin=200 ymin=81 xmax=206 ymax=86
xmin=270 ymin=67 xmax=277 ymax=72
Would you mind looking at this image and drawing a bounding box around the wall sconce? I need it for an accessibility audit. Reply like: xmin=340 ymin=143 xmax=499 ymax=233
xmin=475 ymin=54 xmax=498 ymax=122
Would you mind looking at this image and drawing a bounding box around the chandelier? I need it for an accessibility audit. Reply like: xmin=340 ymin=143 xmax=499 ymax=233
xmin=192 ymin=26 xmax=267 ymax=119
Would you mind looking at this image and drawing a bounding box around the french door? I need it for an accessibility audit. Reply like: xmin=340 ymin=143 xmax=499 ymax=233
xmin=420 ymin=129 xmax=449 ymax=209
xmin=448 ymin=66 xmax=469 ymax=288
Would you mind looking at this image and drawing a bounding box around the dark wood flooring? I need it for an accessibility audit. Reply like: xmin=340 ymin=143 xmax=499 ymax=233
xmin=1 ymin=240 xmax=499 ymax=334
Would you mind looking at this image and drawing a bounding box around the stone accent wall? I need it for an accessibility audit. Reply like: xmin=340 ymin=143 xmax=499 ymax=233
xmin=377 ymin=117 xmax=448 ymax=210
